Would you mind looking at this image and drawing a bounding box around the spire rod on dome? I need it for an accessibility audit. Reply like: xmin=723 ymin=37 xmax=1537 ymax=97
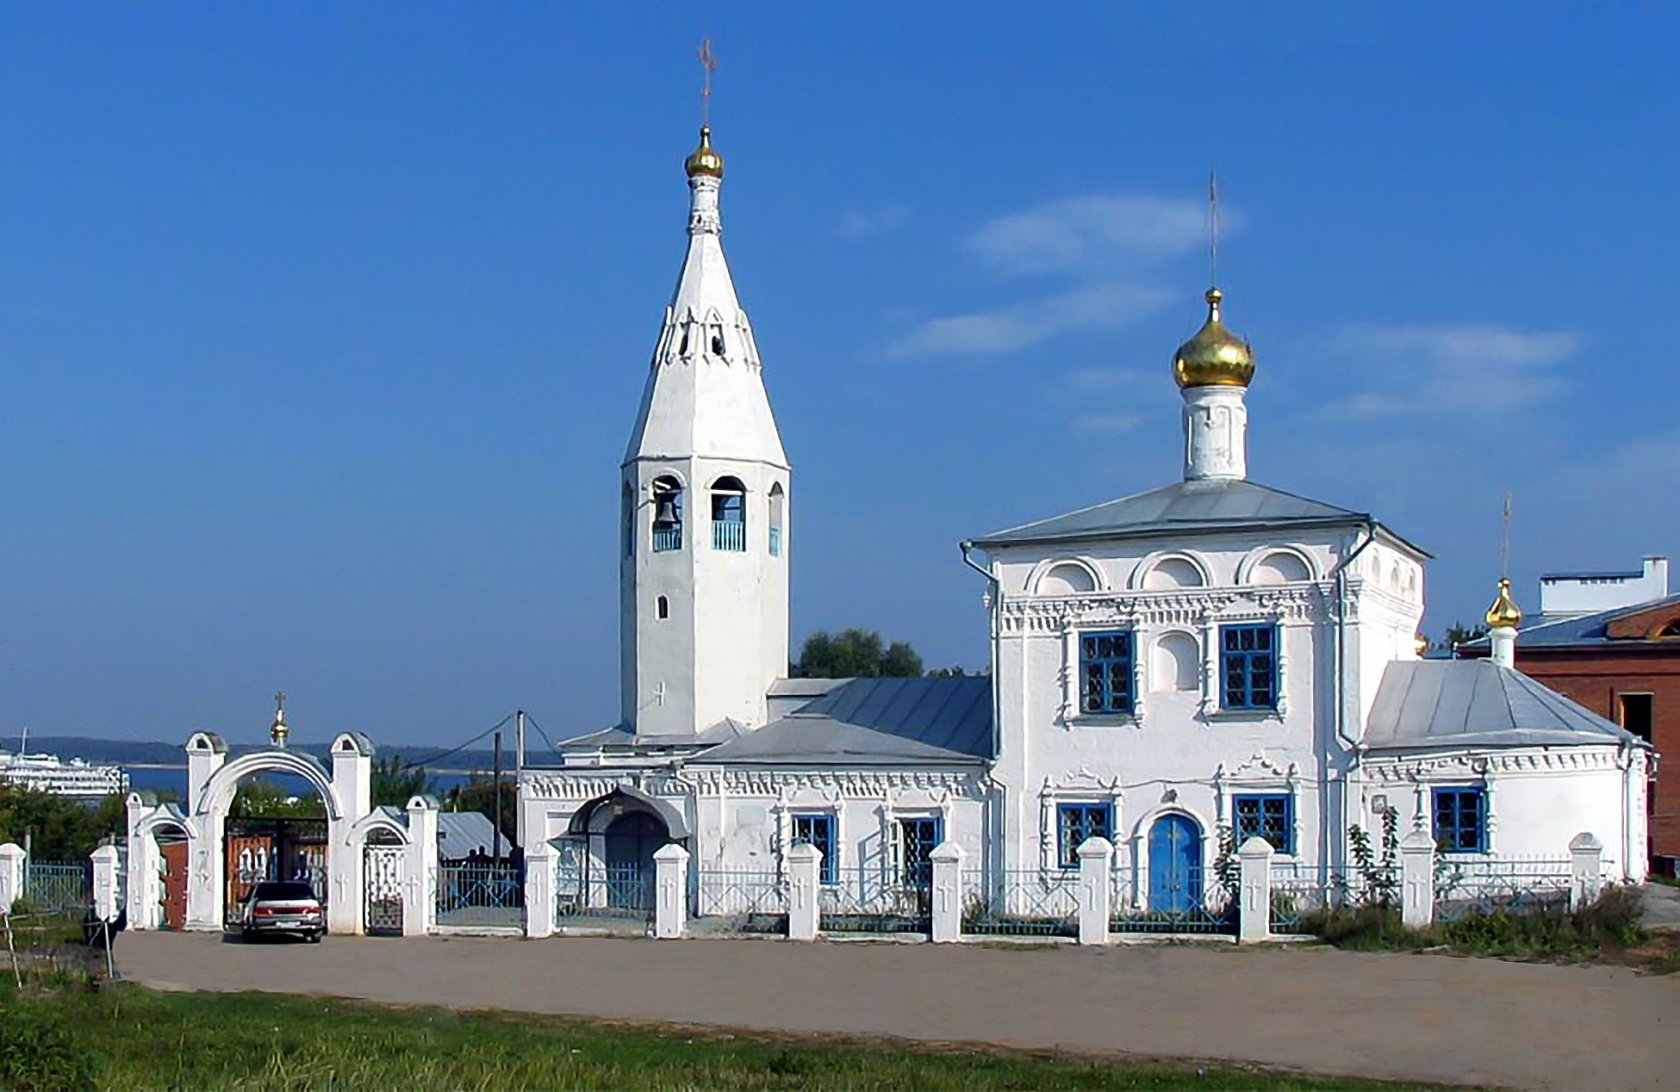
xmin=1208 ymin=168 xmax=1220 ymax=289
xmin=698 ymin=37 xmax=717 ymax=128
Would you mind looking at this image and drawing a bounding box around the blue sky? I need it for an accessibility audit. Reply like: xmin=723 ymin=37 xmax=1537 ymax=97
xmin=1 ymin=4 xmax=1675 ymax=750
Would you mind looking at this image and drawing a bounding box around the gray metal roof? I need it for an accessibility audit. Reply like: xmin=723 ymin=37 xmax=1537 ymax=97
xmin=437 ymin=811 xmax=512 ymax=860
xmin=973 ymin=479 xmax=1378 ymax=548
xmin=1364 ymin=659 xmax=1643 ymax=751
xmin=697 ymin=676 xmax=993 ymax=765
xmin=1458 ymin=591 xmax=1680 ymax=650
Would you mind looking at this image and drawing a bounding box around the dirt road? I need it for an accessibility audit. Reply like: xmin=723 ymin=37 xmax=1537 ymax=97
xmin=118 ymin=932 xmax=1676 ymax=1089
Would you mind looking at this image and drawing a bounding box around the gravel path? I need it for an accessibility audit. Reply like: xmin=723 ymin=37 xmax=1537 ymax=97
xmin=117 ymin=931 xmax=1677 ymax=1089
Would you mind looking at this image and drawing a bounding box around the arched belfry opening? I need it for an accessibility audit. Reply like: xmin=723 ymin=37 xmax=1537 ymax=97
xmin=710 ymin=475 xmax=746 ymax=551
xmin=652 ymin=476 xmax=684 ymax=552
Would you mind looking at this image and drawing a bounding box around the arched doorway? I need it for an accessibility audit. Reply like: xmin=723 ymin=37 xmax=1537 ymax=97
xmin=155 ymin=823 xmax=190 ymax=930
xmin=603 ymin=812 xmax=665 ymax=909
xmin=1147 ymin=813 xmax=1203 ymax=914
xmin=361 ymin=827 xmax=406 ymax=936
xmin=559 ymin=787 xmax=687 ymax=918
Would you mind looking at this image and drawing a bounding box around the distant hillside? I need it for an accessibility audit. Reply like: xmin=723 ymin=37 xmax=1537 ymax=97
xmin=14 ymin=736 xmax=540 ymax=774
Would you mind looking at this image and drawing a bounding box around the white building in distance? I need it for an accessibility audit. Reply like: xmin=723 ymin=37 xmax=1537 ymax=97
xmin=518 ymin=127 xmax=1653 ymax=918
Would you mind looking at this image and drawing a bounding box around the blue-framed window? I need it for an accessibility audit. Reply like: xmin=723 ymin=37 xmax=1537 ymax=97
xmin=1220 ymin=624 xmax=1278 ymax=710
xmin=1432 ymin=787 xmax=1486 ymax=854
xmin=1233 ymin=793 xmax=1294 ymax=854
xmin=791 ymin=813 xmax=837 ymax=884
xmin=1079 ymin=631 xmax=1134 ymax=715
xmin=1056 ymin=803 xmax=1114 ymax=869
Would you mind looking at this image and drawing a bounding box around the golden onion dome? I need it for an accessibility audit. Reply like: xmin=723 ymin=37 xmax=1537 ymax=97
xmin=1172 ymin=287 xmax=1255 ymax=389
xmin=1485 ymin=577 xmax=1523 ymax=630
xmin=684 ymin=125 xmax=724 ymax=179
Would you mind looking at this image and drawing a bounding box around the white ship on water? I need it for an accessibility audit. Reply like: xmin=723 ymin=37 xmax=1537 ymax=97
xmin=0 ymin=729 xmax=128 ymax=799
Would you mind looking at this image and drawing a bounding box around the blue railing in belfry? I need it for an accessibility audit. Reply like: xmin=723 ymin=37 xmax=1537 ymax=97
xmin=652 ymin=526 xmax=682 ymax=552
xmin=768 ymin=526 xmax=782 ymax=556
xmin=713 ymin=520 xmax=745 ymax=551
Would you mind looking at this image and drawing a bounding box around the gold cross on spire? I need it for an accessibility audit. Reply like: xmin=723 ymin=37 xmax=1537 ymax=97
xmin=699 ymin=37 xmax=718 ymax=127
xmin=274 ymin=691 xmax=287 ymax=713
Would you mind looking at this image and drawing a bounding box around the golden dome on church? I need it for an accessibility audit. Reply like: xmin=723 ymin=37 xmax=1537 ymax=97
xmin=684 ymin=126 xmax=724 ymax=179
xmin=1172 ymin=287 xmax=1255 ymax=389
xmin=1485 ymin=577 xmax=1523 ymax=630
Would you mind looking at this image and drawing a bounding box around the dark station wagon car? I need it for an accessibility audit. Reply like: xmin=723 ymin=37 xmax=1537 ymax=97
xmin=237 ymin=881 xmax=325 ymax=942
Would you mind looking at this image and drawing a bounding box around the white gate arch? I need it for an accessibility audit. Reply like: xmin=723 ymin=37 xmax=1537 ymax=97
xmin=127 ymin=718 xmax=379 ymax=935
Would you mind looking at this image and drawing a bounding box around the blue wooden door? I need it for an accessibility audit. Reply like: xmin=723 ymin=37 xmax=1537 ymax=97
xmin=1147 ymin=814 xmax=1203 ymax=914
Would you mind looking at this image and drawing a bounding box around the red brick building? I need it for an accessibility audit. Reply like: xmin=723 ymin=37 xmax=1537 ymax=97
xmin=1461 ymin=590 xmax=1680 ymax=869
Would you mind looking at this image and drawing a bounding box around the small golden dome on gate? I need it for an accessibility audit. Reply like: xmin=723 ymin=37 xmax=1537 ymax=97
xmin=1172 ymin=287 xmax=1256 ymax=389
xmin=1485 ymin=577 xmax=1523 ymax=630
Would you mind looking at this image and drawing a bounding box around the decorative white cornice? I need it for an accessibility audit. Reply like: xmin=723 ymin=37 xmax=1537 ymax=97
xmin=524 ymin=766 xmax=987 ymax=802
xmin=1001 ymin=583 xmax=1333 ymax=633
xmin=1361 ymin=746 xmax=1624 ymax=780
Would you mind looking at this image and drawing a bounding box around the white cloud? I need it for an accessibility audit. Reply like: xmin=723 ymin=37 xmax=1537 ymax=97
xmin=967 ymin=195 xmax=1215 ymax=276
xmin=886 ymin=281 xmax=1171 ymax=358
xmin=1067 ymin=367 xmax=1152 ymax=392
xmin=1318 ymin=323 xmax=1581 ymax=419
xmin=840 ymin=203 xmax=909 ymax=238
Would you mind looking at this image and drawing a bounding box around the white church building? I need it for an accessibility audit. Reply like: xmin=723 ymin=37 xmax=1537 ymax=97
xmin=518 ymin=125 xmax=1653 ymax=921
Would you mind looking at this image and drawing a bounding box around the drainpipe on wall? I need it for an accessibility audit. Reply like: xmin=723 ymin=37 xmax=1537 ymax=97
xmin=1325 ymin=521 xmax=1378 ymax=872
xmin=961 ymin=540 xmax=1005 ymax=866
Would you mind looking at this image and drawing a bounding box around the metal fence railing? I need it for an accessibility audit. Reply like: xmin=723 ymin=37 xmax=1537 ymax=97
xmin=554 ymin=862 xmax=653 ymax=922
xmin=435 ymin=864 xmax=522 ymax=928
xmin=695 ymin=869 xmax=786 ymax=933
xmin=1434 ymin=856 xmax=1573 ymax=922
xmin=1109 ymin=864 xmax=1235 ymax=935
xmin=818 ymin=866 xmax=930 ymax=934
xmin=961 ymin=870 xmax=1079 ymax=938
xmin=1268 ymin=862 xmax=1346 ymax=934
xmin=24 ymin=862 xmax=90 ymax=915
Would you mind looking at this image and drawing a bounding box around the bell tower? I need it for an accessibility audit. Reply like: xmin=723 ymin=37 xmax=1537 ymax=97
xmin=619 ymin=126 xmax=791 ymax=738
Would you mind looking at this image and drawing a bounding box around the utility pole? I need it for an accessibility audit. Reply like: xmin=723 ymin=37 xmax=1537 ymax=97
xmin=492 ymin=728 xmax=502 ymax=870
xmin=514 ymin=710 xmax=526 ymax=851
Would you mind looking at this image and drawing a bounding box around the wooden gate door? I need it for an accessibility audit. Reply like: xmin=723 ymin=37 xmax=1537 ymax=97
xmin=160 ymin=842 xmax=188 ymax=930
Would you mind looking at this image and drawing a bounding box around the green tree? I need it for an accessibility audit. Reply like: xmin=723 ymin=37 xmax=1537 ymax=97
xmin=926 ymin=666 xmax=967 ymax=678
xmin=1437 ymin=621 xmax=1489 ymax=653
xmin=0 ymin=786 xmax=126 ymax=860
xmin=796 ymin=629 xmax=924 ymax=678
xmin=371 ymin=754 xmax=434 ymax=808
xmin=229 ymin=778 xmax=325 ymax=819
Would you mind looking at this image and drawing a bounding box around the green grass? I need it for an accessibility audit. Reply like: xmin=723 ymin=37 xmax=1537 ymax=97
xmin=0 ymin=978 xmax=1447 ymax=1091
xmin=1305 ymin=884 xmax=1654 ymax=964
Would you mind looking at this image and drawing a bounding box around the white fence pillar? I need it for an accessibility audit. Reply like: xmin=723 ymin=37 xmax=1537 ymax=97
xmin=403 ymin=795 xmax=439 ymax=937
xmin=524 ymin=842 xmax=555 ymax=938
xmin=1238 ymin=836 xmax=1274 ymax=943
xmin=1570 ymin=831 xmax=1604 ymax=910
xmin=0 ymin=843 xmax=24 ymax=913
xmin=90 ymin=845 xmax=121 ymax=923
xmin=787 ymin=843 xmax=820 ymax=941
xmin=1076 ymin=836 xmax=1113 ymax=946
xmin=653 ymin=843 xmax=688 ymax=939
xmin=1400 ymin=829 xmax=1436 ymax=928
xmin=929 ymin=841 xmax=964 ymax=943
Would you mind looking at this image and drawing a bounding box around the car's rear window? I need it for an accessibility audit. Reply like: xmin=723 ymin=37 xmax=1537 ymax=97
xmin=252 ymin=882 xmax=318 ymax=901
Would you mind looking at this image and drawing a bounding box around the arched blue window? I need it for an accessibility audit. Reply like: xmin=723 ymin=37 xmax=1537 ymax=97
xmin=651 ymin=477 xmax=683 ymax=552
xmin=711 ymin=476 xmax=746 ymax=551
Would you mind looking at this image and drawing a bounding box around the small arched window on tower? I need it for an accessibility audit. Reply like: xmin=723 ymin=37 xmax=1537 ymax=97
xmin=710 ymin=322 xmax=727 ymax=357
xmin=621 ymin=482 xmax=634 ymax=558
xmin=711 ymin=476 xmax=746 ymax=551
xmin=768 ymin=483 xmax=785 ymax=557
xmin=651 ymin=476 xmax=683 ymax=552
xmin=656 ymin=595 xmax=669 ymax=620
